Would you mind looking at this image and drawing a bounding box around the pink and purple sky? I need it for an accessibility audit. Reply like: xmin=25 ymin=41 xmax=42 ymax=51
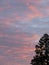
xmin=0 ymin=0 xmax=49 ymax=65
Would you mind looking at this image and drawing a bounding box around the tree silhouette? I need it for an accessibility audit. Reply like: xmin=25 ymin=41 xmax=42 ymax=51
xmin=30 ymin=33 xmax=49 ymax=65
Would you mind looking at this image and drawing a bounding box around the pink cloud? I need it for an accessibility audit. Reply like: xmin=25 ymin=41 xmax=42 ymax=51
xmin=0 ymin=33 xmax=4 ymax=37
xmin=0 ymin=55 xmax=5 ymax=60
xmin=0 ymin=7 xmax=3 ymax=12
xmin=0 ymin=45 xmax=8 ymax=48
xmin=0 ymin=34 xmax=40 ymax=65
xmin=6 ymin=62 xmax=21 ymax=65
xmin=22 ymin=34 xmax=40 ymax=42
xmin=28 ymin=5 xmax=43 ymax=17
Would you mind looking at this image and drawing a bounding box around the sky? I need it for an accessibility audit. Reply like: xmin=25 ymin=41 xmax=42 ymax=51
xmin=0 ymin=0 xmax=49 ymax=65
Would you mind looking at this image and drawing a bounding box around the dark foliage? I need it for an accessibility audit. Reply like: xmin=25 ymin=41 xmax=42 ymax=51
xmin=30 ymin=33 xmax=49 ymax=65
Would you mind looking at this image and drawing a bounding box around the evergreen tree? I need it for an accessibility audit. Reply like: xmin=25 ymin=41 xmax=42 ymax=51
xmin=30 ymin=33 xmax=49 ymax=65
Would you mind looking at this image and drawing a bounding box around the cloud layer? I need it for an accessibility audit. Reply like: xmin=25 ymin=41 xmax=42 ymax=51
xmin=0 ymin=0 xmax=49 ymax=65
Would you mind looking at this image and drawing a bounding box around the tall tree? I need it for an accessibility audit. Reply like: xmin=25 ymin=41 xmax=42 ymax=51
xmin=30 ymin=34 xmax=49 ymax=65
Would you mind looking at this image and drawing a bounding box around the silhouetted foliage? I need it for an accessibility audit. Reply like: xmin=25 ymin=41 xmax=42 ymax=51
xmin=30 ymin=33 xmax=49 ymax=65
